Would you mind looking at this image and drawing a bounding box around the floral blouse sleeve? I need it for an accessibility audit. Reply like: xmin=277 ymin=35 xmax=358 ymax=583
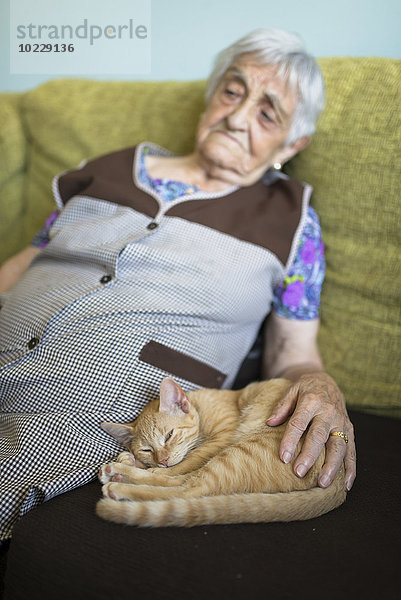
xmin=31 ymin=210 xmax=60 ymax=248
xmin=272 ymin=206 xmax=325 ymax=320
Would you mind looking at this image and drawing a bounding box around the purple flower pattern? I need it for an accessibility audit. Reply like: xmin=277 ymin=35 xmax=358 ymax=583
xmin=273 ymin=206 xmax=325 ymax=320
xmin=282 ymin=278 xmax=305 ymax=308
xmin=31 ymin=210 xmax=60 ymax=248
xmin=139 ymin=145 xmax=199 ymax=202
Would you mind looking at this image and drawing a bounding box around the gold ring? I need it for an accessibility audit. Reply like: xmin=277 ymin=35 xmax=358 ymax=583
xmin=330 ymin=431 xmax=348 ymax=443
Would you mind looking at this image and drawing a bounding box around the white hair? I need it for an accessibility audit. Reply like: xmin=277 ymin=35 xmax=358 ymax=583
xmin=206 ymin=29 xmax=325 ymax=145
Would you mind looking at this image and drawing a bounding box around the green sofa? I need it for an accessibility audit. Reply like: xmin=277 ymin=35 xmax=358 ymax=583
xmin=1 ymin=58 xmax=401 ymax=600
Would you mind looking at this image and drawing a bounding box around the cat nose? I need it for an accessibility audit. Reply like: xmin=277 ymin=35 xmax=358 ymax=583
xmin=158 ymin=456 xmax=169 ymax=467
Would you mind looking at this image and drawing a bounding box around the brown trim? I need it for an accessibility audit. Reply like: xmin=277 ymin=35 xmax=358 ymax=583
xmin=57 ymin=147 xmax=159 ymax=218
xmin=139 ymin=341 xmax=226 ymax=389
xmin=166 ymin=178 xmax=304 ymax=265
xmin=56 ymin=145 xmax=305 ymax=266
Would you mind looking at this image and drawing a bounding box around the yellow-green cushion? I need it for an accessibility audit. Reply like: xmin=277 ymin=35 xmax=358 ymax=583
xmin=286 ymin=58 xmax=401 ymax=416
xmin=0 ymin=94 xmax=27 ymax=259
xmin=19 ymin=78 xmax=206 ymax=246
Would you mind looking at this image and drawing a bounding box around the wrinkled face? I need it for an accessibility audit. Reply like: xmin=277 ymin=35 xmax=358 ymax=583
xmin=196 ymin=55 xmax=302 ymax=185
xmin=130 ymin=411 xmax=199 ymax=469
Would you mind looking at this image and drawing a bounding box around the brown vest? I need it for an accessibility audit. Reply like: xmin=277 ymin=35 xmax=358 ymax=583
xmin=57 ymin=146 xmax=305 ymax=266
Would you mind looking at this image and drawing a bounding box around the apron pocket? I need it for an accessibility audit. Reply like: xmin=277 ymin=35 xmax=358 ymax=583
xmin=139 ymin=340 xmax=226 ymax=389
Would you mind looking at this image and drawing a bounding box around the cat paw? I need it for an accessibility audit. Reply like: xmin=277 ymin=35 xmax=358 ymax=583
xmin=116 ymin=452 xmax=147 ymax=469
xmin=99 ymin=461 xmax=145 ymax=484
xmin=102 ymin=482 xmax=118 ymax=500
xmin=99 ymin=463 xmax=131 ymax=484
xmin=99 ymin=463 xmax=116 ymax=484
xmin=102 ymin=482 xmax=135 ymax=501
xmin=116 ymin=451 xmax=136 ymax=465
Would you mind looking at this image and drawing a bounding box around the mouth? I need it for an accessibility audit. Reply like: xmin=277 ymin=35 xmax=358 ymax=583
xmin=213 ymin=130 xmax=242 ymax=147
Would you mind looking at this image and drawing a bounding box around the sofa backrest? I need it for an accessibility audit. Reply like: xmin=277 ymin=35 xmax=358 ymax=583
xmin=286 ymin=57 xmax=400 ymax=417
xmin=0 ymin=93 xmax=27 ymax=258
xmin=0 ymin=57 xmax=400 ymax=416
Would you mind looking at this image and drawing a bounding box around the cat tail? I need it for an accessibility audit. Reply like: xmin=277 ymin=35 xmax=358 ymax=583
xmin=96 ymin=478 xmax=347 ymax=527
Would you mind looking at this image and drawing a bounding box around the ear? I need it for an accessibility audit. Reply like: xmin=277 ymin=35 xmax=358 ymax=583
xmin=100 ymin=422 xmax=135 ymax=447
xmin=276 ymin=136 xmax=311 ymax=166
xmin=159 ymin=377 xmax=190 ymax=415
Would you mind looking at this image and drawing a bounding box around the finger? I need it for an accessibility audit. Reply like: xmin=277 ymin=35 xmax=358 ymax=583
xmin=344 ymin=423 xmax=357 ymax=490
xmin=317 ymin=432 xmax=347 ymax=488
xmin=293 ymin=417 xmax=332 ymax=477
xmin=279 ymin=405 xmax=316 ymax=464
xmin=266 ymin=383 xmax=299 ymax=426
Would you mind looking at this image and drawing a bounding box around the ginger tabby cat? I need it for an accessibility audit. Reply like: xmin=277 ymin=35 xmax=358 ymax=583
xmin=97 ymin=377 xmax=346 ymax=527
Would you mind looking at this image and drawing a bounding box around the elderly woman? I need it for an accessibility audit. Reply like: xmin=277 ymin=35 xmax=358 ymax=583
xmin=0 ymin=29 xmax=355 ymax=540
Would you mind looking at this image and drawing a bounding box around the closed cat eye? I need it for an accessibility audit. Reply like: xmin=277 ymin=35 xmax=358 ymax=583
xmin=165 ymin=429 xmax=174 ymax=442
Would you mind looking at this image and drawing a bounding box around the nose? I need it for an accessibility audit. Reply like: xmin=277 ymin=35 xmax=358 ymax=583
xmin=226 ymin=99 xmax=251 ymax=131
xmin=158 ymin=456 xmax=169 ymax=467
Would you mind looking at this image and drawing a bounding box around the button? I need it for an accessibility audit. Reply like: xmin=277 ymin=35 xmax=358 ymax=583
xmin=100 ymin=274 xmax=112 ymax=284
xmin=147 ymin=222 xmax=158 ymax=230
xmin=27 ymin=337 xmax=39 ymax=350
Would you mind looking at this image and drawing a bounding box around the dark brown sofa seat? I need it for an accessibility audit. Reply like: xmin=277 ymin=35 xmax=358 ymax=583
xmin=2 ymin=409 xmax=400 ymax=600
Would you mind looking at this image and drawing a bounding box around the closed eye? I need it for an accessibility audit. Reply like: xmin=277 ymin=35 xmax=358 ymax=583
xmin=165 ymin=429 xmax=174 ymax=442
xmin=261 ymin=110 xmax=274 ymax=123
xmin=224 ymin=88 xmax=238 ymax=97
xmin=140 ymin=448 xmax=153 ymax=452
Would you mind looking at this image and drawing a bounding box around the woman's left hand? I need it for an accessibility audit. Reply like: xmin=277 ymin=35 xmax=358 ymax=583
xmin=266 ymin=371 xmax=356 ymax=491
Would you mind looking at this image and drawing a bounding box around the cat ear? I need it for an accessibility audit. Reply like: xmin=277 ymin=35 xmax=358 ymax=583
xmin=159 ymin=377 xmax=190 ymax=415
xmin=100 ymin=422 xmax=134 ymax=447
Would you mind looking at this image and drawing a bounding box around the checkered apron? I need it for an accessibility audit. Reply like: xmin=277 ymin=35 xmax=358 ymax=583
xmin=0 ymin=146 xmax=309 ymax=540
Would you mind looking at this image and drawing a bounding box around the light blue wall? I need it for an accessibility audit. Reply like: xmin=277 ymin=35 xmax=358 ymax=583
xmin=1 ymin=0 xmax=400 ymax=92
